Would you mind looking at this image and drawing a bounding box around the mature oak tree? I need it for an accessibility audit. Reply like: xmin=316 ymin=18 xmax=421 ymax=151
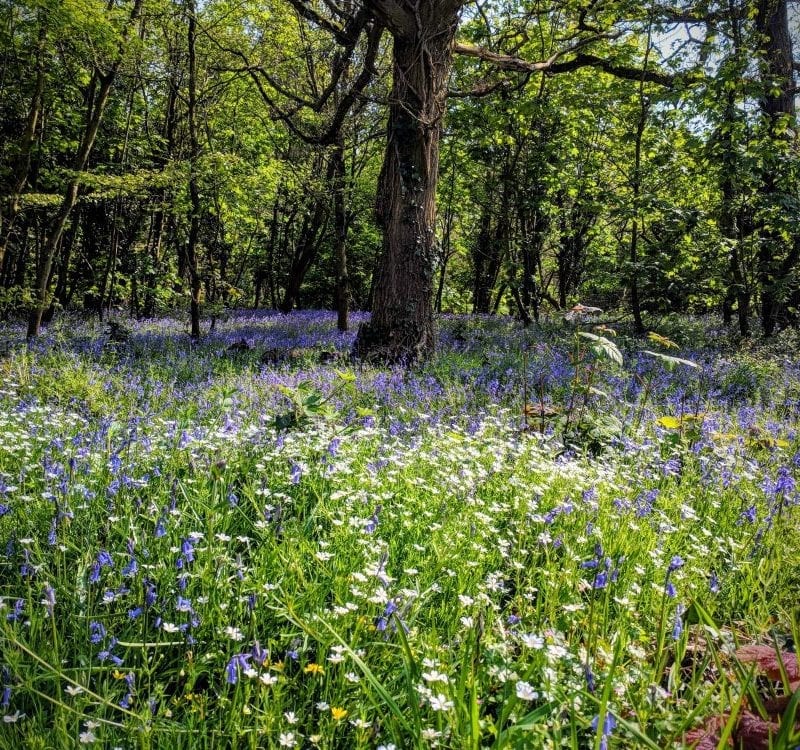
xmin=279 ymin=0 xmax=675 ymax=362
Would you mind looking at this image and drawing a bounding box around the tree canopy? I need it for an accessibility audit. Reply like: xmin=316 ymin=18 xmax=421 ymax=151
xmin=1 ymin=0 xmax=798 ymax=356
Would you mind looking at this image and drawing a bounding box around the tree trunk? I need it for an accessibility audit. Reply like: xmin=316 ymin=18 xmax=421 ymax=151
xmin=186 ymin=0 xmax=202 ymax=340
xmin=355 ymin=4 xmax=460 ymax=362
xmin=472 ymin=209 xmax=495 ymax=314
xmin=332 ymin=137 xmax=350 ymax=331
xmin=0 ymin=13 xmax=46 ymax=273
xmin=628 ymin=89 xmax=648 ymax=336
xmin=435 ymin=157 xmax=457 ymax=313
xmin=280 ymin=155 xmax=333 ymax=313
xmin=756 ymin=0 xmax=795 ymax=335
xmin=26 ymin=0 xmax=143 ymax=338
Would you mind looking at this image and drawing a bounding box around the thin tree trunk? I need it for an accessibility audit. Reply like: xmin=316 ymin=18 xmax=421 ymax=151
xmin=332 ymin=137 xmax=350 ymax=331
xmin=0 ymin=14 xmax=46 ymax=272
xmin=280 ymin=156 xmax=333 ymax=313
xmin=186 ymin=0 xmax=202 ymax=340
xmin=756 ymin=0 xmax=795 ymax=335
xmin=26 ymin=0 xmax=143 ymax=338
xmin=629 ymin=77 xmax=649 ymax=335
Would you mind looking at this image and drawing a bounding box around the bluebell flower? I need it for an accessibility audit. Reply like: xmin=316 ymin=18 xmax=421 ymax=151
xmin=97 ymin=649 xmax=123 ymax=667
xmin=741 ymin=505 xmax=757 ymax=524
xmin=88 ymin=562 xmax=101 ymax=583
xmin=20 ymin=549 xmax=34 ymax=578
xmin=42 ymin=584 xmax=56 ymax=617
xmin=594 ymin=571 xmax=608 ymax=589
xmin=591 ymin=712 xmax=617 ymax=740
xmin=252 ymin=641 xmax=267 ymax=665
xmin=6 ymin=599 xmax=24 ymax=622
xmin=144 ymin=580 xmax=157 ymax=607
xmin=154 ymin=517 xmax=167 ymax=537
xmin=109 ymin=454 xmax=122 ymax=474
xmin=667 ymin=555 xmax=684 ymax=574
xmin=584 ymin=664 xmax=596 ymax=693
xmin=290 ymin=463 xmax=302 ymax=485
xmin=122 ymin=557 xmax=138 ymax=577
xmin=119 ymin=672 xmax=135 ymax=709
xmin=180 ymin=538 xmax=194 ymax=564
xmin=225 ymin=653 xmax=251 ymax=685
xmin=364 ymin=506 xmax=381 ymax=533
xmin=90 ymin=621 xmax=107 ymax=644
xmin=672 ymin=604 xmax=685 ymax=640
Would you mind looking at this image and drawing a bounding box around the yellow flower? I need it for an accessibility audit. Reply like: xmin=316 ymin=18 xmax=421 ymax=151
xmin=304 ymin=663 xmax=324 ymax=675
xmin=331 ymin=707 xmax=347 ymax=721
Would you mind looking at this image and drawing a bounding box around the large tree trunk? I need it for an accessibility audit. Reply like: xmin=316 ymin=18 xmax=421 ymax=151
xmin=355 ymin=2 xmax=461 ymax=363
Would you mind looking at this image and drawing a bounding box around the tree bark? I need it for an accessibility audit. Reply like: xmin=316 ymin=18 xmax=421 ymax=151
xmin=332 ymin=137 xmax=350 ymax=331
xmin=0 ymin=12 xmax=46 ymax=273
xmin=280 ymin=155 xmax=333 ymax=313
xmin=355 ymin=1 xmax=461 ymax=362
xmin=186 ymin=0 xmax=202 ymax=340
xmin=755 ymin=0 xmax=796 ymax=335
xmin=27 ymin=75 xmax=113 ymax=338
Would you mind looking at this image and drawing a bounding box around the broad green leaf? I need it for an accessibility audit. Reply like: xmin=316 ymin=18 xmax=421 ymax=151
xmin=578 ymin=332 xmax=623 ymax=366
xmin=643 ymin=350 xmax=700 ymax=370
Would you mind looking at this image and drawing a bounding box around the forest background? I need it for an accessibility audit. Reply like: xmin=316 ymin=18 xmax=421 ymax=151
xmin=1 ymin=0 xmax=799 ymax=355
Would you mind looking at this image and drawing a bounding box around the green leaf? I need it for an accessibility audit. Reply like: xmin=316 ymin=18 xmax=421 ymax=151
xmin=577 ymin=332 xmax=623 ymax=366
xmin=643 ymin=350 xmax=700 ymax=370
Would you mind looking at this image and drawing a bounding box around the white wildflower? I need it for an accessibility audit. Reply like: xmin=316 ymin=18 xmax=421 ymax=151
xmin=515 ymin=681 xmax=538 ymax=701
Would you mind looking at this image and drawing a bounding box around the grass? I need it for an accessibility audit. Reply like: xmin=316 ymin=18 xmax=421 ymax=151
xmin=0 ymin=309 xmax=799 ymax=748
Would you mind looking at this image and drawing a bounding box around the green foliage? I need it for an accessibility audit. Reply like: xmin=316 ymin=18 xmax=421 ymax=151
xmin=2 ymin=313 xmax=800 ymax=747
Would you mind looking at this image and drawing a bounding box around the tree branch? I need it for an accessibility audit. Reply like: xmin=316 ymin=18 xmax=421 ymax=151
xmin=454 ymin=41 xmax=677 ymax=87
xmin=240 ymin=21 xmax=383 ymax=145
xmin=364 ymin=0 xmax=414 ymax=38
xmin=284 ymin=0 xmax=350 ymax=44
